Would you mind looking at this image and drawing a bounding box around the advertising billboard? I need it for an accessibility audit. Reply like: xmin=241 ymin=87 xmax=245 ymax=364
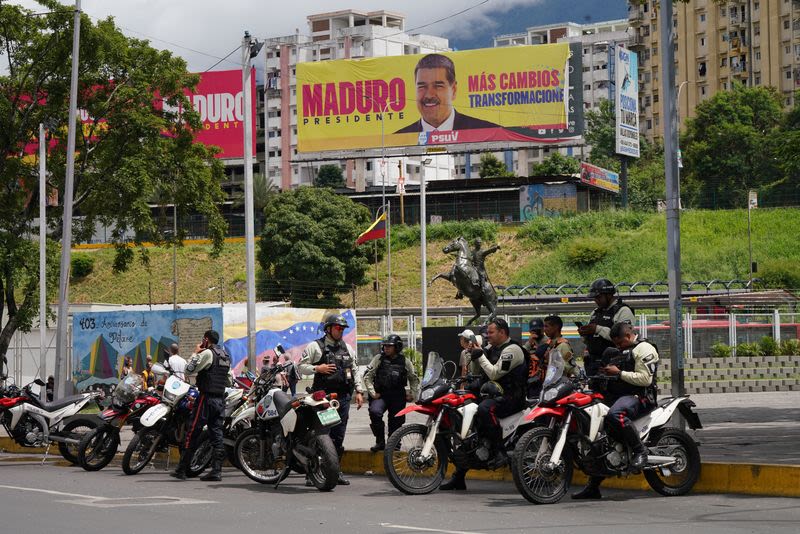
xmin=615 ymin=47 xmax=640 ymax=158
xmin=185 ymin=68 xmax=256 ymax=159
xmin=580 ymin=162 xmax=620 ymax=194
xmin=298 ymin=44 xmax=576 ymax=152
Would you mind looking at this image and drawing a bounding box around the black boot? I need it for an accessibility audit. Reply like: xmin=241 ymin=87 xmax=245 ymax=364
xmin=336 ymin=447 xmax=350 ymax=486
xmin=200 ymin=448 xmax=224 ymax=481
xmin=170 ymin=451 xmax=190 ymax=480
xmin=571 ymin=476 xmax=604 ymax=499
xmin=369 ymin=422 xmax=386 ymax=452
xmin=621 ymin=425 xmax=648 ymax=470
xmin=440 ymin=468 xmax=467 ymax=491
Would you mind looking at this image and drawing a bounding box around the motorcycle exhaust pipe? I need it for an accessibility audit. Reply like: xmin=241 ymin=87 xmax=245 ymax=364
xmin=48 ymin=435 xmax=80 ymax=445
xmin=646 ymin=455 xmax=677 ymax=465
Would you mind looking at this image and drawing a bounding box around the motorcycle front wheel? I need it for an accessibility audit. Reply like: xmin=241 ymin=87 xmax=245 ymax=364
xmin=187 ymin=430 xmax=213 ymax=477
xmin=383 ymin=423 xmax=448 ymax=495
xmin=122 ymin=428 xmax=162 ymax=475
xmin=234 ymin=427 xmax=286 ymax=484
xmin=644 ymin=428 xmax=701 ymax=496
xmin=77 ymin=426 xmax=120 ymax=471
xmin=58 ymin=416 xmax=100 ymax=465
xmin=511 ymin=427 xmax=573 ymax=505
xmin=306 ymin=434 xmax=339 ymax=492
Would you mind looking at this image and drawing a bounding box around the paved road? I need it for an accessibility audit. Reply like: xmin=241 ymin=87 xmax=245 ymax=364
xmin=0 ymin=461 xmax=797 ymax=534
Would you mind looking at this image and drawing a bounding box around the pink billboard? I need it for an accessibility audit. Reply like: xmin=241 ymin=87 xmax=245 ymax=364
xmin=187 ymin=68 xmax=256 ymax=159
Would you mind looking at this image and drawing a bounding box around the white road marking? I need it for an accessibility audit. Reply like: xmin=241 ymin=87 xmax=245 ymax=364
xmin=0 ymin=484 xmax=215 ymax=507
xmin=380 ymin=524 xmax=488 ymax=534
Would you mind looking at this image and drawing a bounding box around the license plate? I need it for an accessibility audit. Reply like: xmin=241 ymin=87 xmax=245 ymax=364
xmin=317 ymin=408 xmax=341 ymax=427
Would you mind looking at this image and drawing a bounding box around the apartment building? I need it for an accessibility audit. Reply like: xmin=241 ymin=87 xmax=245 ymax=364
xmin=628 ymin=0 xmax=800 ymax=140
xmin=453 ymin=19 xmax=631 ymax=178
xmin=261 ymin=9 xmax=453 ymax=191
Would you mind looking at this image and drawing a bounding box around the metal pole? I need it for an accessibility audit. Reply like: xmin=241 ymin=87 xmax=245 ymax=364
xmin=659 ymin=0 xmax=684 ymax=397
xmin=420 ymin=162 xmax=428 ymax=328
xmin=387 ymin=200 xmax=392 ymax=331
xmin=242 ymin=33 xmax=257 ymax=373
xmin=54 ymin=0 xmax=81 ymax=400
xmin=172 ymin=200 xmax=178 ymax=311
xmin=39 ymin=123 xmax=47 ymax=380
xmin=620 ymin=155 xmax=628 ymax=208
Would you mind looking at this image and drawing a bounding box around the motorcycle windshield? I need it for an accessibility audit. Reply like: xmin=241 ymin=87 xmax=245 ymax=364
xmin=542 ymin=350 xmax=565 ymax=389
xmin=114 ymin=374 xmax=143 ymax=404
xmin=420 ymin=352 xmax=443 ymax=388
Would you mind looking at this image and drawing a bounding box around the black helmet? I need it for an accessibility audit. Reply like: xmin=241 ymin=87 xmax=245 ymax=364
xmin=528 ymin=318 xmax=544 ymax=332
xmin=588 ymin=278 xmax=616 ymax=298
xmin=381 ymin=334 xmax=403 ymax=352
xmin=323 ymin=313 xmax=349 ymax=329
xmin=480 ymin=381 xmax=505 ymax=400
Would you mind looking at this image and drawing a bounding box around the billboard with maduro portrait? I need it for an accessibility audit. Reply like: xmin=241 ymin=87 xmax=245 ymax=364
xmin=297 ymin=43 xmax=582 ymax=152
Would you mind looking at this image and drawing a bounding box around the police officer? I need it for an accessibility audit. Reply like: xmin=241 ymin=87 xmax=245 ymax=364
xmin=578 ymin=278 xmax=635 ymax=378
xmin=171 ymin=329 xmax=231 ymax=481
xmin=299 ymin=313 xmax=363 ymax=486
xmin=440 ymin=318 xmax=527 ymax=491
xmin=363 ymin=334 xmax=420 ymax=452
xmin=572 ymin=322 xmax=659 ymax=500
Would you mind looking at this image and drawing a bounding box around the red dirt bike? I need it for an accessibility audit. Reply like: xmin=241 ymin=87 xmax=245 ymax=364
xmin=77 ymin=374 xmax=161 ymax=471
xmin=383 ymin=352 xmax=535 ymax=495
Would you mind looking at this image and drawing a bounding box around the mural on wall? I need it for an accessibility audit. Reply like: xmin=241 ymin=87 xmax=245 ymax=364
xmin=222 ymin=307 xmax=357 ymax=375
xmin=72 ymin=308 xmax=223 ymax=391
xmin=519 ymin=183 xmax=577 ymax=221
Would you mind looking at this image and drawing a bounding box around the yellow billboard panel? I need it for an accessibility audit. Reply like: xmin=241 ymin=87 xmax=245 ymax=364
xmin=297 ymin=44 xmax=571 ymax=152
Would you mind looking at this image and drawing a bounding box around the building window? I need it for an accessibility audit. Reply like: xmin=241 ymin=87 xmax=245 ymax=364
xmin=754 ymin=2 xmax=759 ymax=10
xmin=754 ymin=23 xmax=760 ymax=36
xmin=699 ymin=37 xmax=706 ymax=47
xmin=785 ymin=20 xmax=791 ymax=30
xmin=787 ymin=70 xmax=793 ymax=80
xmin=755 ymin=74 xmax=761 ymax=85
xmin=756 ymin=51 xmax=761 ymax=60
xmin=699 ymin=62 xmax=707 ymax=77
xmin=700 ymin=86 xmax=707 ymax=96
xmin=699 ymin=13 xmax=706 ymax=23
xmin=646 ymin=119 xmax=652 ymax=130
xmin=653 ymin=93 xmax=659 ymax=103
xmin=721 ymin=57 xmax=728 ymax=67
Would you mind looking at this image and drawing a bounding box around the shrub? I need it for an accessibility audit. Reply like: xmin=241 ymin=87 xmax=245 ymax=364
xmin=516 ymin=210 xmax=648 ymax=246
xmin=758 ymin=336 xmax=780 ymax=357
xmin=779 ymin=338 xmax=800 ymax=356
xmin=391 ymin=220 xmax=498 ymax=250
xmin=71 ymin=253 xmax=95 ymax=279
xmin=735 ymin=342 xmax=762 ymax=357
xmin=402 ymin=348 xmax=423 ymax=378
xmin=565 ymin=238 xmax=609 ymax=266
xmin=710 ymin=342 xmax=732 ymax=358
xmin=755 ymin=260 xmax=800 ymax=290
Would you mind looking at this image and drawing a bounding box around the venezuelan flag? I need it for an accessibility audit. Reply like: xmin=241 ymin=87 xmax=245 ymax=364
xmin=356 ymin=213 xmax=386 ymax=245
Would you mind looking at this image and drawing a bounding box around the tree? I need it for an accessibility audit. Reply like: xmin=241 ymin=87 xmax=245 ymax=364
xmin=584 ymin=99 xmax=619 ymax=171
xmin=257 ymin=187 xmax=374 ymax=307
xmin=530 ymin=152 xmax=581 ymax=176
xmin=682 ymin=86 xmax=783 ymax=208
xmin=0 ymin=2 xmax=227 ymax=362
xmin=314 ymin=164 xmax=345 ymax=188
xmin=478 ymin=153 xmax=513 ymax=178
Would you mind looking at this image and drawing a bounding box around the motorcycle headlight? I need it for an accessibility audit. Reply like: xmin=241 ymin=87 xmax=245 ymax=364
xmin=419 ymin=388 xmax=435 ymax=402
xmin=542 ymin=387 xmax=559 ymax=403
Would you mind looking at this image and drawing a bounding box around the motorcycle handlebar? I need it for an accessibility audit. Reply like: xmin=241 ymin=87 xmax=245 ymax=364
xmin=586 ymin=374 xmax=620 ymax=381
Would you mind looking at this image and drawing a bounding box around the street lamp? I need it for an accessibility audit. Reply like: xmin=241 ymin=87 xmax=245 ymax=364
xmin=420 ymin=157 xmax=432 ymax=328
xmin=676 ymin=80 xmax=692 ymax=181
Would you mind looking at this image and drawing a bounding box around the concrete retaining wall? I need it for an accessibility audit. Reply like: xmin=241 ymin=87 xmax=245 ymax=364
xmin=657 ymin=355 xmax=800 ymax=394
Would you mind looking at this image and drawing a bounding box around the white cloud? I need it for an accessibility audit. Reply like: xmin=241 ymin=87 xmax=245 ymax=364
xmin=10 ymin=0 xmax=546 ymax=70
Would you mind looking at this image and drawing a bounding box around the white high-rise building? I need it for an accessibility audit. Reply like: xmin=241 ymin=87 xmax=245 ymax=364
xmin=262 ymin=10 xmax=454 ymax=190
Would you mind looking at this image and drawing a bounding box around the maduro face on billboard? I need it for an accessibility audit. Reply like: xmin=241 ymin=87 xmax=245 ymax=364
xmin=297 ymin=43 xmax=572 ymax=152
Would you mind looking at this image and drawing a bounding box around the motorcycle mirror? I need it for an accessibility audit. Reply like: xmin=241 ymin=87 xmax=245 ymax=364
xmin=34 ymin=378 xmax=46 ymax=386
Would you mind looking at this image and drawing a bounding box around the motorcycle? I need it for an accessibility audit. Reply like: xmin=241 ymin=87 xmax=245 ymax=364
xmin=383 ymin=352 xmax=534 ymax=495
xmin=77 ymin=373 xmax=161 ymax=471
xmin=121 ymin=364 xmax=205 ymax=475
xmin=0 ymin=376 xmax=102 ymax=464
xmin=510 ymin=351 xmax=703 ymax=504
xmin=233 ymin=361 xmax=342 ymax=491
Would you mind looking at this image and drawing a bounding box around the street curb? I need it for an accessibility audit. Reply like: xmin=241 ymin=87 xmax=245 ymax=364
xmin=5 ymin=437 xmax=798 ymax=497
xmin=338 ymin=450 xmax=800 ymax=498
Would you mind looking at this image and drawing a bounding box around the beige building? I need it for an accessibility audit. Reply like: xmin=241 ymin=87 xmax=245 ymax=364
xmin=629 ymin=0 xmax=800 ymax=140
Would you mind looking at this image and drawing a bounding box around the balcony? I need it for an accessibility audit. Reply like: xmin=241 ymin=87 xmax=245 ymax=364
xmin=628 ymin=8 xmax=644 ymax=26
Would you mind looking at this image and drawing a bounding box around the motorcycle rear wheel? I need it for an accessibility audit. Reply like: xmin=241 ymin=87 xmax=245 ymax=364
xmin=644 ymin=428 xmax=701 ymax=496
xmin=234 ymin=427 xmax=286 ymax=484
xmin=58 ymin=417 xmax=100 ymax=465
xmin=306 ymin=435 xmax=339 ymax=491
xmin=122 ymin=428 xmax=161 ymax=475
xmin=511 ymin=427 xmax=573 ymax=505
xmin=78 ymin=426 xmax=120 ymax=471
xmin=383 ymin=423 xmax=448 ymax=495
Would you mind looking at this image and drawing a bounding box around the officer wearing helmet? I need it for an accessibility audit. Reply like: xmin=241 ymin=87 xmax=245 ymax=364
xmin=299 ymin=312 xmax=363 ymax=485
xmin=362 ymin=334 xmax=420 ymax=452
xmin=578 ymin=279 xmax=635 ymax=379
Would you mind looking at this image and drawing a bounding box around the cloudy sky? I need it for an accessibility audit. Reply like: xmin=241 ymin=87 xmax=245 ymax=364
xmin=11 ymin=1 xmax=626 ymax=71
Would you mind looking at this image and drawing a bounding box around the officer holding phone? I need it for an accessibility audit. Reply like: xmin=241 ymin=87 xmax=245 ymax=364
xmin=578 ymin=279 xmax=635 ymax=377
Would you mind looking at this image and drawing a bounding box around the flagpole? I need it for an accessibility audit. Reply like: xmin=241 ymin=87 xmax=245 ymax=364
xmin=387 ymin=200 xmax=392 ymax=331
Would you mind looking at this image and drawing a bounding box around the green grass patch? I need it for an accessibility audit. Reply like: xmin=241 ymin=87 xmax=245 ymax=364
xmin=391 ymin=220 xmax=498 ymax=250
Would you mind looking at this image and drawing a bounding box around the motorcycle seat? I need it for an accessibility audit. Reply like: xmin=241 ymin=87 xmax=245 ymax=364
xmin=29 ymin=393 xmax=89 ymax=412
xmin=272 ymin=390 xmax=294 ymax=418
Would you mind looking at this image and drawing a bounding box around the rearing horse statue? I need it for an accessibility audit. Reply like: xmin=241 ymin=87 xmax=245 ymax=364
xmin=429 ymin=236 xmax=498 ymax=326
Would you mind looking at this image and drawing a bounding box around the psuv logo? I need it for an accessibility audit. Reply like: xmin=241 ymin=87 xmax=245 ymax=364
xmin=619 ymin=50 xmax=630 ymax=62
xmin=417 ymin=132 xmax=429 ymax=146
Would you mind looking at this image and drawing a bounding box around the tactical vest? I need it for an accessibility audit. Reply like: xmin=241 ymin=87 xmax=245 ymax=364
xmin=604 ymin=341 xmax=657 ymax=402
xmin=311 ymin=338 xmax=355 ymax=396
xmin=486 ymin=340 xmax=527 ymax=403
xmin=585 ymin=299 xmax=633 ymax=357
xmin=196 ymin=346 xmax=231 ymax=396
xmin=374 ymin=354 xmax=408 ymax=394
